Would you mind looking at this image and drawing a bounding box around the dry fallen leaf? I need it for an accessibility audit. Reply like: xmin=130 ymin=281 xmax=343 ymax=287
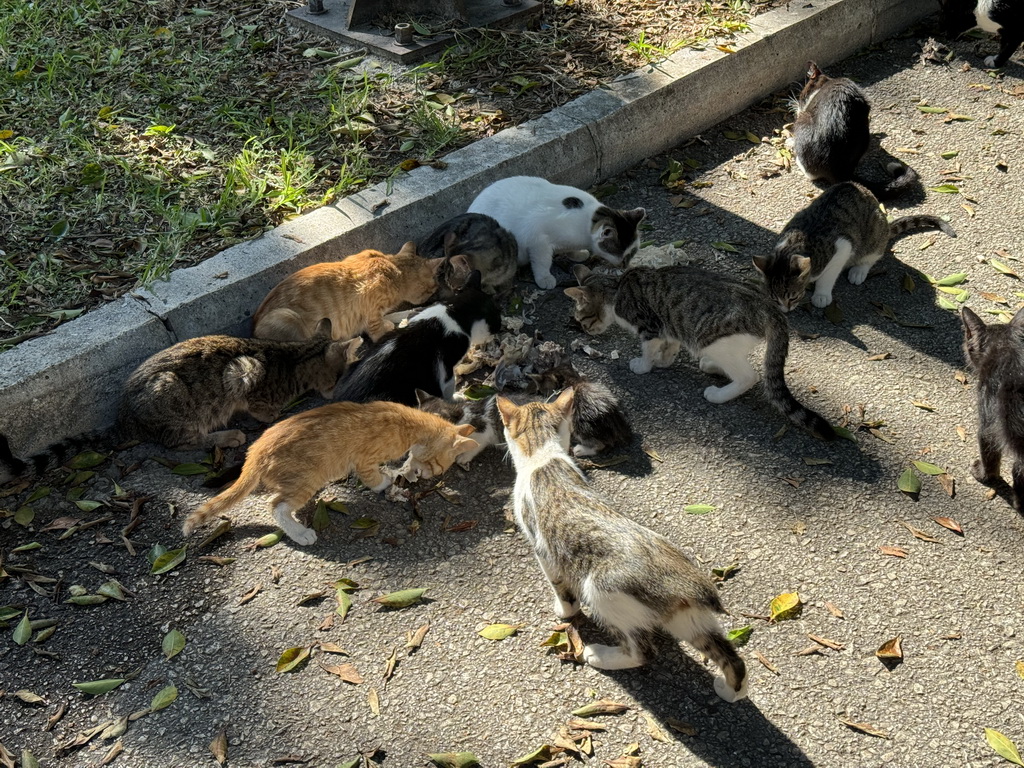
xmin=879 ymin=545 xmax=908 ymax=558
xmin=367 ymin=687 xmax=380 ymax=716
xmin=838 ymin=717 xmax=890 ymax=739
xmin=571 ymin=699 xmax=630 ymax=717
xmin=754 ymin=650 xmax=779 ymax=675
xmin=902 ymin=521 xmax=943 ymax=543
xmin=794 ymin=644 xmax=824 ymax=656
xmin=666 ymin=717 xmax=698 ymax=736
xmin=876 ymin=636 xmax=904 ymax=661
xmin=644 ymin=715 xmax=669 ymax=743
xmin=210 ymin=727 xmax=228 ymax=766
xmin=936 ymin=473 xmax=956 ymax=498
xmin=238 ymin=584 xmax=262 ymax=605
xmin=406 ymin=623 xmax=430 ymax=652
xmin=933 ymin=516 xmax=963 ymax=534
xmin=825 ymin=601 xmax=845 ymax=619
xmin=808 ymin=633 xmax=845 ymax=651
xmin=321 ymin=662 xmax=364 ymax=685
xmin=956 ymin=425 xmax=968 ymax=442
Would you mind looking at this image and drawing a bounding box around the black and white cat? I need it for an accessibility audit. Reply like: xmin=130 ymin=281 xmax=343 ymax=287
xmin=334 ymin=271 xmax=500 ymax=406
xmin=942 ymin=0 xmax=1022 ymax=68
xmin=468 ymin=176 xmax=646 ymax=290
xmin=788 ymin=63 xmax=919 ymax=200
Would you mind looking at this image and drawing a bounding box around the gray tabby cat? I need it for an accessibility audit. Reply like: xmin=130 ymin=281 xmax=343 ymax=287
xmin=412 ymin=388 xmax=501 ymax=468
xmin=961 ymin=306 xmax=1024 ymax=512
xmin=419 ymin=213 xmax=519 ymax=299
xmin=565 ymin=265 xmax=835 ymax=440
xmin=497 ymin=389 xmax=748 ymax=702
xmin=754 ymin=182 xmax=957 ymax=311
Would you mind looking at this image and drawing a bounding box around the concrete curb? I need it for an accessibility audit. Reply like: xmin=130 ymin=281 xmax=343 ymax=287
xmin=0 ymin=0 xmax=936 ymax=457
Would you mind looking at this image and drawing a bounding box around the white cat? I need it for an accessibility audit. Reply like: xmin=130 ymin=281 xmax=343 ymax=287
xmin=467 ymin=176 xmax=646 ymax=289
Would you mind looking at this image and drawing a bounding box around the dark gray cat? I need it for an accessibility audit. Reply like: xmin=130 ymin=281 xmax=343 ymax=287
xmin=564 ymin=265 xmax=835 ymax=440
xmin=754 ymin=181 xmax=957 ymax=311
xmin=789 ymin=62 xmax=918 ymax=200
xmin=961 ymin=306 xmax=1024 ymax=513
xmin=412 ymin=388 xmax=501 ymax=468
xmin=420 ymin=213 xmax=518 ymax=299
xmin=0 ymin=334 xmax=361 ymax=482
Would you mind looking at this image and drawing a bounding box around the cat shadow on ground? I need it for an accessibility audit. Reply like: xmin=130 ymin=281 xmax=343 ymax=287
xmin=569 ymin=623 xmax=818 ymax=767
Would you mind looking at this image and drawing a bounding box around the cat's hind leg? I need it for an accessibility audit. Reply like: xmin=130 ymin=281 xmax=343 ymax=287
xmin=1011 ymin=455 xmax=1024 ymax=513
xmin=847 ymin=250 xmax=883 ymax=286
xmin=253 ymin=308 xmax=310 ymax=341
xmin=536 ymin=556 xmax=580 ymax=619
xmin=270 ymin=494 xmax=317 ymax=546
xmin=581 ymin=589 xmax=656 ymax=669
xmin=665 ymin=608 xmax=748 ymax=702
xmin=811 ymin=237 xmax=853 ymax=307
xmin=700 ymin=334 xmax=760 ymax=404
xmin=970 ymin=425 xmax=1003 ymax=484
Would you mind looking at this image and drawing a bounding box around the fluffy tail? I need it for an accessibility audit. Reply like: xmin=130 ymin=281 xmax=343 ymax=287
xmin=182 ymin=458 xmax=262 ymax=536
xmin=855 ymin=162 xmax=921 ymax=201
xmin=890 ymin=212 xmax=957 ymax=240
xmin=762 ymin=319 xmax=836 ymax=440
xmin=571 ymin=381 xmax=635 ymax=451
xmin=1 ymin=432 xmax=104 ymax=484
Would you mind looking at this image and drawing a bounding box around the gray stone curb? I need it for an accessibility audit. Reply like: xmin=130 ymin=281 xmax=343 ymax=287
xmin=0 ymin=0 xmax=935 ymax=457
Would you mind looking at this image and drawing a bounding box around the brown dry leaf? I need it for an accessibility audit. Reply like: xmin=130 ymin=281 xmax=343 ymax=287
xmin=382 ymin=648 xmax=398 ymax=685
xmin=902 ymin=521 xmax=942 ymax=543
xmin=406 ymin=623 xmax=429 ymax=652
xmin=794 ymin=644 xmax=824 ymax=656
xmin=567 ymin=718 xmax=606 ymax=731
xmin=322 ymin=662 xmax=364 ymax=685
xmin=644 ymin=715 xmax=669 ymax=743
xmin=367 ymin=687 xmax=380 ymax=716
xmin=270 ymin=564 xmax=282 ymax=584
xmin=876 ymin=636 xmax=903 ymax=660
xmin=0 ymin=745 xmax=11 ymax=768
xmin=210 ymin=726 xmax=228 ymax=766
xmin=986 ymin=488 xmax=998 ymax=500
xmin=956 ymin=425 xmax=968 ymax=442
xmin=837 ymin=717 xmax=890 ymax=739
xmin=936 ymin=474 xmax=956 ymax=498
xmin=942 ymin=631 xmax=962 ymax=640
xmin=911 ymin=399 xmax=936 ymax=411
xmin=954 ymin=371 xmax=969 ymax=386
xmin=99 ymin=741 xmax=123 ymax=766
xmin=445 ymin=520 xmax=477 ymax=533
xmin=1015 ymin=660 xmax=1024 ymax=680
xmin=866 ymin=352 xmax=892 ymax=361
xmin=933 ymin=516 xmax=963 ymax=534
xmin=40 ymin=516 xmax=82 ymax=532
xmin=808 ymin=633 xmax=845 ymax=651
xmin=44 ymin=701 xmax=67 ymax=732
xmin=571 ymin=699 xmax=630 ymax=717
xmin=783 ymin=476 xmax=805 ymax=488
xmin=238 ymin=584 xmax=262 ymax=605
xmin=754 ymin=650 xmax=779 ymax=675
xmin=319 ymin=642 xmax=349 ymax=655
xmin=825 ymin=601 xmax=845 ymax=619
xmin=666 ymin=718 xmax=698 ymax=737
xmin=879 ymin=545 xmax=908 ymax=558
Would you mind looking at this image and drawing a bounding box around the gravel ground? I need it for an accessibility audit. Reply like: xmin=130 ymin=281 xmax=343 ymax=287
xmin=2 ymin=20 xmax=1023 ymax=768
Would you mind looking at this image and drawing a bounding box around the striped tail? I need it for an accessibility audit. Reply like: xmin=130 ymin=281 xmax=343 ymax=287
xmin=1 ymin=432 xmax=104 ymax=484
xmin=890 ymin=212 xmax=957 ymax=240
xmin=182 ymin=458 xmax=262 ymax=536
xmin=856 ymin=162 xmax=921 ymax=202
xmin=762 ymin=319 xmax=836 ymax=441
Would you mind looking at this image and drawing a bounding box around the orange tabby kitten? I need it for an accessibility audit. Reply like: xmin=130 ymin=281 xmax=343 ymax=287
xmin=252 ymin=242 xmax=444 ymax=342
xmin=182 ymin=400 xmax=478 ymax=545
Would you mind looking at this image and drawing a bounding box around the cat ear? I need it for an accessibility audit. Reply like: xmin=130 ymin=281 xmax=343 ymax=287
xmin=428 ymin=256 xmax=447 ymax=276
xmin=563 ymin=287 xmax=586 ymax=303
xmin=342 ymin=337 xmax=363 ymax=363
xmin=443 ymin=231 xmax=458 ymax=258
xmin=398 ymin=241 xmax=418 ymax=258
xmin=793 ymin=256 xmax=813 ymax=279
xmin=455 ymin=423 xmax=476 ymax=437
xmin=751 ymin=255 xmax=769 ymax=275
xmin=552 ymin=386 xmax=575 ymax=419
xmin=626 ymin=207 xmax=646 ymax=224
xmin=495 ymin=396 xmax=517 ymax=426
xmin=311 ymin=317 xmax=333 ymax=339
xmin=807 ymin=61 xmax=822 ymax=79
xmin=1011 ymin=306 xmax=1024 ymax=328
xmin=448 ymin=253 xmax=472 ymax=279
xmin=453 ymin=436 xmax=479 ymax=455
xmin=572 ymin=264 xmax=592 ymax=284
xmin=414 ymin=388 xmax=434 ymax=407
xmin=961 ymin=306 xmax=986 ymax=343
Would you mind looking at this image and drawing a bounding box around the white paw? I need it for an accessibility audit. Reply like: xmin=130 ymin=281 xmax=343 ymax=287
xmin=847 ymin=265 xmax=869 ymax=285
xmin=583 ymin=643 xmax=643 ymax=670
xmin=629 ymin=358 xmax=652 ymax=375
xmin=811 ymin=291 xmax=832 ymax=308
xmin=572 ymin=443 xmax=598 ymax=457
xmin=984 ymin=55 xmax=998 ymax=68
xmin=287 ymin=527 xmax=318 ymax=546
xmin=370 ymin=476 xmax=392 ymax=492
xmin=714 ymin=675 xmax=749 ymax=703
xmin=703 ymin=385 xmax=733 ymax=404
xmin=535 ymin=273 xmax=557 ymax=290
xmin=554 ymin=597 xmax=580 ymax=619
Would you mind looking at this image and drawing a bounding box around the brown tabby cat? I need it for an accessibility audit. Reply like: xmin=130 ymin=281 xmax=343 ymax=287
xmin=497 ymin=389 xmax=748 ymax=702
xmin=182 ymin=401 xmax=479 ymax=545
xmin=252 ymin=242 xmax=444 ymax=342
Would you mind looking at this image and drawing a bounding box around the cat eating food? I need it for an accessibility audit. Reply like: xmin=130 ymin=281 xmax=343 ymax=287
xmin=496 ymin=389 xmax=748 ymax=702
xmin=789 ymin=62 xmax=919 ymax=200
xmin=754 ymin=181 xmax=956 ymax=311
xmin=468 ymin=176 xmax=646 ymax=290
xmin=941 ymin=0 xmax=1022 ymax=68
xmin=182 ymin=400 xmax=478 ymax=545
xmin=419 ymin=213 xmax=519 ymax=299
xmin=565 ymin=265 xmax=835 ymax=440
xmin=961 ymin=306 xmax=1024 ymax=512
xmin=334 ymin=271 xmax=500 ymax=406
xmin=252 ymin=242 xmax=443 ymax=342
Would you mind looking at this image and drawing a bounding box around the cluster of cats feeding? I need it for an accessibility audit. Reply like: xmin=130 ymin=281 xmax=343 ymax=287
xmin=2 ymin=36 xmax=1020 ymax=709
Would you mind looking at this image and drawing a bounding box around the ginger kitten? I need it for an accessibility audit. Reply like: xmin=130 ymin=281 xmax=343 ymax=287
xmin=252 ymin=242 xmax=443 ymax=342
xmin=496 ymin=389 xmax=748 ymax=702
xmin=182 ymin=401 xmax=478 ymax=545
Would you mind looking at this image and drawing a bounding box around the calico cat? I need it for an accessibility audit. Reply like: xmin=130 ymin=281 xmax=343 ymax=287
xmin=788 ymin=63 xmax=919 ymax=200
xmin=754 ymin=181 xmax=957 ymax=311
xmin=183 ymin=400 xmax=479 ymax=545
xmin=334 ymin=271 xmax=501 ymax=406
xmin=252 ymin=242 xmax=443 ymax=342
xmin=0 ymin=334 xmax=361 ymax=483
xmin=467 ymin=176 xmax=646 ymax=290
xmin=942 ymin=0 xmax=1022 ymax=67
xmin=565 ymin=264 xmax=835 ymax=440
xmin=527 ymin=363 xmax=635 ymax=457
xmin=496 ymin=389 xmax=748 ymax=701
xmin=961 ymin=306 xmax=1024 ymax=512
xmin=419 ymin=213 xmax=519 ymax=299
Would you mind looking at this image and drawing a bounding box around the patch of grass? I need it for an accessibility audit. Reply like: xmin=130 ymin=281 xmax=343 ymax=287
xmin=0 ymin=0 xmax=765 ymax=346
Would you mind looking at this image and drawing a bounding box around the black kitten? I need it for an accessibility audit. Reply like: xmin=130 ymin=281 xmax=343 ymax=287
xmin=334 ymin=271 xmax=501 ymax=406
xmin=961 ymin=306 xmax=1024 ymax=513
xmin=942 ymin=0 xmax=1022 ymax=68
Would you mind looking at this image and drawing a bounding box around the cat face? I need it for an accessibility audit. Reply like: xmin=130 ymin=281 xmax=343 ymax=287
xmin=590 ymin=207 xmax=646 ymax=266
xmin=408 ymin=423 xmax=478 ymax=477
xmin=563 ymin=266 xmax=617 ymax=334
xmin=496 ymin=388 xmax=573 ymax=455
xmin=752 ymin=255 xmax=812 ymax=312
xmin=392 ymin=241 xmax=445 ymax=305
